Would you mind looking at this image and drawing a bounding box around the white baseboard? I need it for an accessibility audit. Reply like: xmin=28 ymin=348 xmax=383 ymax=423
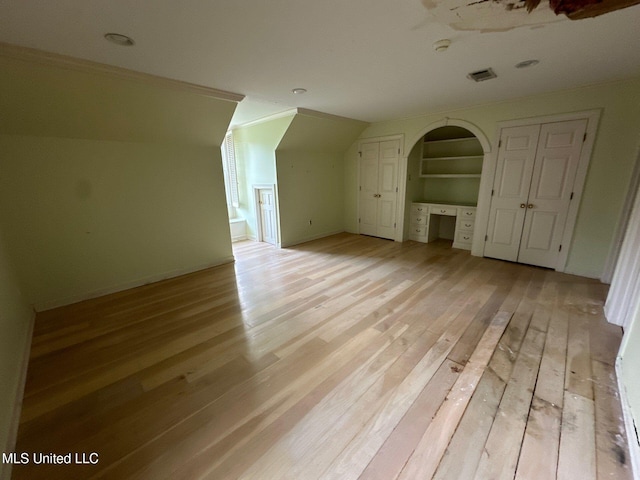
xmin=280 ymin=230 xmax=344 ymax=248
xmin=616 ymin=356 xmax=640 ymax=479
xmin=0 ymin=311 xmax=35 ymax=480
xmin=33 ymin=257 xmax=235 ymax=312
xmin=231 ymin=234 xmax=248 ymax=242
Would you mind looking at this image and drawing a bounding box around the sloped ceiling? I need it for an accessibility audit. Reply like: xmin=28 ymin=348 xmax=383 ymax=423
xmin=0 ymin=0 xmax=639 ymax=126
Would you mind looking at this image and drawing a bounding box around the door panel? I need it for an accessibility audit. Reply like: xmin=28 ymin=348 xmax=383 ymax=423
xmin=490 ymin=209 xmax=520 ymax=246
xmin=484 ymin=125 xmax=540 ymax=261
xmin=518 ymin=119 xmax=586 ymax=268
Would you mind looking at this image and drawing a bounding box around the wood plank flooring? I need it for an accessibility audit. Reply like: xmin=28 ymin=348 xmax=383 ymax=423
xmin=12 ymin=233 xmax=633 ymax=479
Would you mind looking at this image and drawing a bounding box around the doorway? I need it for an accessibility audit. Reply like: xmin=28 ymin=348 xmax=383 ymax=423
xmin=254 ymin=185 xmax=277 ymax=245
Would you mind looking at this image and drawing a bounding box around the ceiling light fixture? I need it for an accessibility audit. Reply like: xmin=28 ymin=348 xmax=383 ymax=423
xmin=104 ymin=33 xmax=135 ymax=46
xmin=292 ymin=88 xmax=307 ymax=94
xmin=433 ymin=39 xmax=451 ymax=53
xmin=515 ymin=59 xmax=540 ymax=69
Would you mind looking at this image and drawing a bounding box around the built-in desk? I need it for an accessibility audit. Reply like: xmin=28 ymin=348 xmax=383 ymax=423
xmin=409 ymin=202 xmax=476 ymax=250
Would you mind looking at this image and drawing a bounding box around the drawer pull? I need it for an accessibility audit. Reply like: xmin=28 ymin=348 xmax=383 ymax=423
xmin=464 ymin=223 xmax=472 ymax=228
xmin=440 ymin=209 xmax=446 ymax=213
xmin=416 ymin=218 xmax=423 ymax=222
xmin=463 ymin=236 xmax=470 ymax=240
xmin=417 ymin=208 xmax=423 ymax=211
xmin=466 ymin=212 xmax=473 ymax=215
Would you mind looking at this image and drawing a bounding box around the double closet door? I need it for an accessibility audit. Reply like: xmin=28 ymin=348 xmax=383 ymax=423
xmin=484 ymin=119 xmax=587 ymax=269
xmin=359 ymin=139 xmax=400 ymax=240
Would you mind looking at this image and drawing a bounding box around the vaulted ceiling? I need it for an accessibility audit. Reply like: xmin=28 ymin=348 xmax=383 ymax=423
xmin=1 ymin=0 xmax=639 ymax=126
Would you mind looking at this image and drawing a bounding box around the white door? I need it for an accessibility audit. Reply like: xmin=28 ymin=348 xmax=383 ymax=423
xmin=484 ymin=125 xmax=540 ymax=261
xmin=359 ymin=142 xmax=381 ymax=237
xmin=484 ymin=119 xmax=587 ymax=268
xmin=359 ymin=139 xmax=399 ymax=240
xmin=518 ymin=119 xmax=587 ymax=268
xmin=258 ymin=188 xmax=277 ymax=245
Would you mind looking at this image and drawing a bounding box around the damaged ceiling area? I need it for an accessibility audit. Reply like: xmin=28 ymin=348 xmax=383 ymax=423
xmin=421 ymin=0 xmax=640 ymax=32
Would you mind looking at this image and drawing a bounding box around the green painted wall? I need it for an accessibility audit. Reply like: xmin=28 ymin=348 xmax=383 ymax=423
xmin=0 ymin=54 xmax=239 ymax=309
xmin=0 ymin=229 xmax=32 ymax=478
xmin=233 ymin=115 xmax=294 ymax=240
xmin=346 ymin=77 xmax=640 ymax=278
xmin=276 ymin=112 xmax=368 ymax=247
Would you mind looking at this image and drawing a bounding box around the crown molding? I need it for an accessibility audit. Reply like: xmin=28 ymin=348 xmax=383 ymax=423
xmin=0 ymin=42 xmax=245 ymax=103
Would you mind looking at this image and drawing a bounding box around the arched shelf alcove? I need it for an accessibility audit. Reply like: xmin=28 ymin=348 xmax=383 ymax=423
xmin=406 ymin=118 xmax=490 ymax=207
xmin=400 ymin=118 xmax=491 ymax=251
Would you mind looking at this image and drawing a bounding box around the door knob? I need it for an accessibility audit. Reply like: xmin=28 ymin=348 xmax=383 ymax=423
xmin=527 ymin=204 xmax=534 ymax=209
xmin=520 ymin=203 xmax=526 ymax=208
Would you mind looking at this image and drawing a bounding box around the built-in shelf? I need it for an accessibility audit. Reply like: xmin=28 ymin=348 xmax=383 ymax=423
xmin=420 ymin=136 xmax=483 ymax=178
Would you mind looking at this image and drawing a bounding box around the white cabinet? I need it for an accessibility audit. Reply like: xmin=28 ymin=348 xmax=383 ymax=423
xmin=409 ymin=202 xmax=476 ymax=250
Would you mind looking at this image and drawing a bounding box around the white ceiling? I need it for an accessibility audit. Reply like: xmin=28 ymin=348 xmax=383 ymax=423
xmin=1 ymin=0 xmax=639 ymax=127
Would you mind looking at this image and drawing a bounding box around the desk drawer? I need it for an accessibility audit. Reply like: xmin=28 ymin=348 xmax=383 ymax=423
xmin=455 ymin=231 xmax=473 ymax=245
xmin=430 ymin=205 xmax=456 ymax=216
xmin=460 ymin=208 xmax=476 ymax=219
xmin=411 ymin=204 xmax=429 ymax=215
xmin=410 ymin=225 xmax=427 ymax=238
xmin=457 ymin=218 xmax=475 ymax=232
xmin=410 ymin=213 xmax=428 ymax=225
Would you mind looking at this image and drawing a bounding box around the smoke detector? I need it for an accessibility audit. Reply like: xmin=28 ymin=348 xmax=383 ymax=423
xmin=433 ymin=39 xmax=451 ymax=53
xmin=467 ymin=68 xmax=497 ymax=82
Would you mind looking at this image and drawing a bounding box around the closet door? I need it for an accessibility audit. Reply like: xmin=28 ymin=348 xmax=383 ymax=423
xmin=376 ymin=140 xmax=400 ymax=239
xmin=359 ymin=142 xmax=380 ymax=237
xmin=358 ymin=139 xmax=399 ymax=240
xmin=518 ymin=119 xmax=587 ymax=268
xmin=484 ymin=125 xmax=540 ymax=261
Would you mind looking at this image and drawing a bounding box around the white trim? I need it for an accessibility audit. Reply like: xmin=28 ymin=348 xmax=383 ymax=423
xmin=616 ymin=355 xmax=640 ymax=479
xmin=396 ymin=156 xmax=408 ymax=242
xmin=0 ymin=311 xmax=35 ymax=480
xmin=475 ymin=109 xmax=601 ymax=272
xmin=0 ymin=42 xmax=244 ymax=102
xmin=406 ymin=118 xmax=492 ymax=157
xmin=605 ymin=175 xmax=640 ymax=328
xmin=33 ymin=258 xmax=234 ymax=311
xmin=602 ymin=147 xmax=640 ymax=284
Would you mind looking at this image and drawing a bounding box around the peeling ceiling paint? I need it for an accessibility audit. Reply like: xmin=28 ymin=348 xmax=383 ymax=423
xmin=421 ymin=0 xmax=566 ymax=32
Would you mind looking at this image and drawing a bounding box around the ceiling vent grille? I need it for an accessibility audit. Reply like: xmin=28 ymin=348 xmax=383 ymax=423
xmin=467 ymin=68 xmax=497 ymax=82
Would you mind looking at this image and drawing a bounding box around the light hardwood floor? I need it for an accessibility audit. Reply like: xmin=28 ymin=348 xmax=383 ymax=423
xmin=13 ymin=233 xmax=632 ymax=479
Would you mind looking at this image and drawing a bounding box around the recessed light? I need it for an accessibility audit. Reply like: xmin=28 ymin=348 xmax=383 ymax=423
xmin=104 ymin=33 xmax=135 ymax=47
xmin=515 ymin=59 xmax=539 ymax=69
xmin=292 ymin=88 xmax=307 ymax=94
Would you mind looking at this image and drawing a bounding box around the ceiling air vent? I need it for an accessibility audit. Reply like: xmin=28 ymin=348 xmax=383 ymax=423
xmin=467 ymin=68 xmax=497 ymax=82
